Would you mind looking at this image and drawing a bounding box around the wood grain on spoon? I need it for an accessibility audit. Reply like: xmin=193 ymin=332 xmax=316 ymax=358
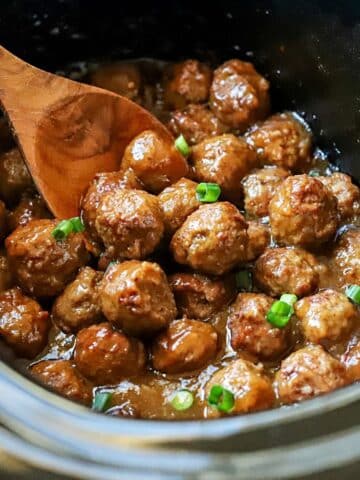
xmin=0 ymin=45 xmax=173 ymax=218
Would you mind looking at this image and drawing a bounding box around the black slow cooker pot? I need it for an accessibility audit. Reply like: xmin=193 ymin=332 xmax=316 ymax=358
xmin=0 ymin=1 xmax=360 ymax=478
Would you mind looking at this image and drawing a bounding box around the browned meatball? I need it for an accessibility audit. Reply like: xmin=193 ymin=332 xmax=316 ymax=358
xmin=0 ymin=148 xmax=34 ymax=204
xmin=121 ymin=129 xmax=189 ymax=193
xmin=8 ymin=194 xmax=51 ymax=231
xmin=6 ymin=219 xmax=89 ymax=297
xmin=331 ymin=229 xmax=360 ymax=286
xmin=342 ymin=342 xmax=360 ymax=381
xmin=275 ymin=345 xmax=348 ymax=404
xmin=99 ymin=261 xmax=177 ymax=337
xmin=191 ymin=134 xmax=257 ymax=204
xmin=246 ymin=112 xmax=313 ymax=171
xmin=244 ymin=221 xmax=270 ymax=262
xmin=151 ymin=319 xmax=218 ymax=373
xmin=205 ymin=359 xmax=274 ymax=417
xmin=164 ymin=60 xmax=212 ymax=109
xmin=30 ymin=360 xmax=93 ymax=405
xmin=94 ymin=189 xmax=164 ymax=260
xmin=74 ymin=322 xmax=146 ymax=384
xmin=295 ymin=290 xmax=357 ymax=345
xmin=158 ymin=178 xmax=201 ymax=235
xmin=228 ymin=293 xmax=289 ymax=359
xmin=254 ymin=247 xmax=319 ymax=297
xmin=269 ymin=175 xmax=338 ymax=248
xmin=168 ymin=272 xmax=236 ymax=320
xmin=319 ymin=173 xmax=360 ymax=221
xmin=168 ymin=104 xmax=228 ymax=145
xmin=90 ymin=62 xmax=142 ymax=101
xmin=0 ymin=255 xmax=13 ymax=292
xmin=209 ymin=59 xmax=270 ymax=131
xmin=52 ymin=267 xmax=103 ymax=334
xmin=171 ymin=202 xmax=249 ymax=275
xmin=242 ymin=166 xmax=290 ymax=218
xmin=0 ymin=287 xmax=49 ymax=358
xmin=0 ymin=199 xmax=7 ymax=239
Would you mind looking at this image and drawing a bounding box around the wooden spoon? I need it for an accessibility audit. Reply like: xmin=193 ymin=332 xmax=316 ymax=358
xmin=0 ymin=45 xmax=173 ymax=218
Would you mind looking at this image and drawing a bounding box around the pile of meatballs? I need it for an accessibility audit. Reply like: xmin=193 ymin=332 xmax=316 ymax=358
xmin=0 ymin=58 xmax=359 ymax=419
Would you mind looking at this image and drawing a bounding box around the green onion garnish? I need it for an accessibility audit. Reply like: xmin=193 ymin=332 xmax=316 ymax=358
xmin=308 ymin=170 xmax=320 ymax=177
xmin=92 ymin=391 xmax=112 ymax=412
xmin=196 ymin=183 xmax=221 ymax=203
xmin=266 ymin=293 xmax=298 ymax=328
xmin=208 ymin=385 xmax=235 ymax=413
xmin=235 ymin=270 xmax=252 ymax=291
xmin=171 ymin=389 xmax=194 ymax=411
xmin=175 ymin=134 xmax=191 ymax=157
xmin=345 ymin=285 xmax=360 ymax=305
xmin=51 ymin=217 xmax=85 ymax=241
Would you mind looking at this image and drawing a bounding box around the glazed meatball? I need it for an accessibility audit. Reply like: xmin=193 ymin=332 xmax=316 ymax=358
xmin=331 ymin=229 xmax=360 ymax=286
xmin=254 ymin=247 xmax=319 ymax=297
xmin=74 ymin=322 xmax=146 ymax=385
xmin=0 ymin=148 xmax=34 ymax=204
xmin=168 ymin=104 xmax=228 ymax=145
xmin=275 ymin=345 xmax=348 ymax=404
xmin=0 ymin=255 xmax=13 ymax=292
xmin=319 ymin=172 xmax=360 ymax=221
xmin=151 ymin=319 xmax=218 ymax=374
xmin=52 ymin=267 xmax=103 ymax=334
xmin=121 ymin=129 xmax=189 ymax=193
xmin=244 ymin=221 xmax=270 ymax=262
xmin=242 ymin=166 xmax=290 ymax=218
xmin=171 ymin=202 xmax=248 ymax=275
xmin=228 ymin=293 xmax=289 ymax=359
xmin=6 ymin=219 xmax=89 ymax=297
xmin=205 ymin=359 xmax=274 ymax=417
xmin=0 ymin=287 xmax=49 ymax=358
xmin=209 ymin=59 xmax=270 ymax=131
xmin=269 ymin=175 xmax=338 ymax=248
xmin=90 ymin=62 xmax=142 ymax=101
xmin=168 ymin=272 xmax=236 ymax=320
xmin=158 ymin=178 xmax=201 ymax=235
xmin=94 ymin=189 xmax=164 ymax=260
xmin=295 ymin=289 xmax=357 ymax=345
xmin=246 ymin=112 xmax=313 ymax=171
xmin=0 ymin=199 xmax=7 ymax=239
xmin=342 ymin=342 xmax=360 ymax=381
xmin=191 ymin=134 xmax=257 ymax=204
xmin=99 ymin=261 xmax=177 ymax=337
xmin=164 ymin=60 xmax=212 ymax=109
xmin=30 ymin=360 xmax=93 ymax=405
xmin=8 ymin=194 xmax=51 ymax=231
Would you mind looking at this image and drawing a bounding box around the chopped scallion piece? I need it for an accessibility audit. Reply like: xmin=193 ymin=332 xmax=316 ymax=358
xmin=345 ymin=285 xmax=360 ymax=305
xmin=266 ymin=293 xmax=298 ymax=328
xmin=70 ymin=216 xmax=85 ymax=233
xmin=51 ymin=217 xmax=85 ymax=241
xmin=308 ymin=170 xmax=320 ymax=177
xmin=92 ymin=391 xmax=112 ymax=412
xmin=175 ymin=134 xmax=191 ymax=157
xmin=196 ymin=183 xmax=221 ymax=203
xmin=171 ymin=389 xmax=194 ymax=411
xmin=279 ymin=293 xmax=298 ymax=307
xmin=236 ymin=270 xmax=252 ymax=291
xmin=207 ymin=385 xmax=235 ymax=413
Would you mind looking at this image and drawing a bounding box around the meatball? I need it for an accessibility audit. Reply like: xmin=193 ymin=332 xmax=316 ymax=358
xmin=6 ymin=219 xmax=89 ymax=297
xmin=52 ymin=267 xmax=103 ymax=334
xmin=246 ymin=112 xmax=313 ymax=171
xmin=0 ymin=199 xmax=7 ymax=239
xmin=151 ymin=319 xmax=218 ymax=373
xmin=191 ymin=134 xmax=257 ymax=204
xmin=342 ymin=342 xmax=360 ymax=381
xmin=168 ymin=104 xmax=228 ymax=145
xmin=242 ymin=166 xmax=290 ymax=218
xmin=205 ymin=359 xmax=274 ymax=417
xmin=99 ymin=261 xmax=177 ymax=337
xmin=121 ymin=129 xmax=189 ymax=193
xmin=0 ymin=287 xmax=49 ymax=358
xmin=331 ymin=229 xmax=360 ymax=286
xmin=209 ymin=59 xmax=270 ymax=131
xmin=94 ymin=189 xmax=164 ymax=261
xmin=228 ymin=293 xmax=289 ymax=359
xmin=158 ymin=178 xmax=201 ymax=235
xmin=275 ymin=345 xmax=348 ymax=404
xmin=0 ymin=148 xmax=34 ymax=204
xmin=30 ymin=360 xmax=93 ymax=405
xmin=90 ymin=62 xmax=142 ymax=101
xmin=254 ymin=247 xmax=319 ymax=297
xmin=295 ymin=289 xmax=357 ymax=345
xmin=171 ymin=202 xmax=248 ymax=275
xmin=168 ymin=272 xmax=236 ymax=320
xmin=0 ymin=255 xmax=13 ymax=292
xmin=8 ymin=194 xmax=51 ymax=231
xmin=269 ymin=175 xmax=338 ymax=248
xmin=319 ymin=172 xmax=360 ymax=221
xmin=163 ymin=60 xmax=212 ymax=109
xmin=74 ymin=322 xmax=146 ymax=385
xmin=244 ymin=221 xmax=270 ymax=262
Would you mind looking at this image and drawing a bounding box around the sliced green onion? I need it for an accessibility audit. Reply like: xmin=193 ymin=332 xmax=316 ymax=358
xmin=280 ymin=293 xmax=298 ymax=307
xmin=308 ymin=170 xmax=320 ymax=177
xmin=70 ymin=216 xmax=85 ymax=233
xmin=92 ymin=391 xmax=112 ymax=412
xmin=51 ymin=217 xmax=85 ymax=241
xmin=207 ymin=385 xmax=235 ymax=413
xmin=345 ymin=285 xmax=360 ymax=305
xmin=196 ymin=183 xmax=221 ymax=203
xmin=171 ymin=389 xmax=194 ymax=411
xmin=266 ymin=293 xmax=298 ymax=328
xmin=175 ymin=134 xmax=191 ymax=157
xmin=236 ymin=270 xmax=252 ymax=291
